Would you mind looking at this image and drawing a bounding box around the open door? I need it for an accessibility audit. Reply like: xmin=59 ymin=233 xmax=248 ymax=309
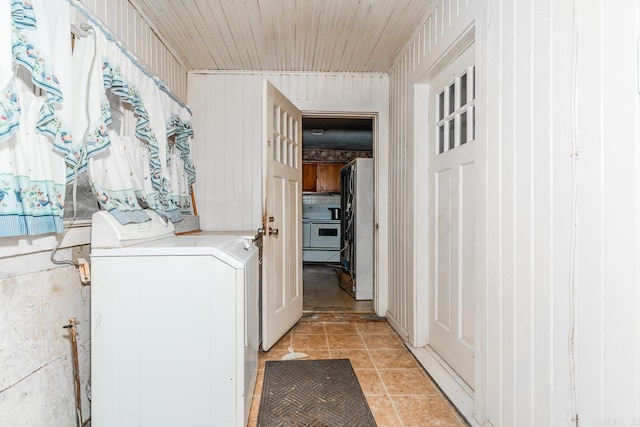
xmin=261 ymin=81 xmax=303 ymax=351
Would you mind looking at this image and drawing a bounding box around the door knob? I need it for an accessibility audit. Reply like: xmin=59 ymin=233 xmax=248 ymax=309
xmin=269 ymin=227 xmax=279 ymax=237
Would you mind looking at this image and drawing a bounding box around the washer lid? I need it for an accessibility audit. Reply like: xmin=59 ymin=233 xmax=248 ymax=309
xmin=91 ymin=235 xmax=256 ymax=268
xmin=91 ymin=210 xmax=176 ymax=249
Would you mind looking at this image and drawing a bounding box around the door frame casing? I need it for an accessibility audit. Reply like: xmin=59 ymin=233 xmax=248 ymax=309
xmin=410 ymin=24 xmax=483 ymax=424
xmin=427 ymin=43 xmax=476 ymax=387
xmin=301 ymin=111 xmax=379 ymax=311
xmin=413 ymin=27 xmax=477 ymax=348
xmin=296 ymin=101 xmax=388 ymax=318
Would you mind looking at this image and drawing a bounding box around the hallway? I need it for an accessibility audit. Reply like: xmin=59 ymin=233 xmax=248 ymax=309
xmin=249 ymin=318 xmax=468 ymax=426
xmin=303 ymin=264 xmax=374 ymax=313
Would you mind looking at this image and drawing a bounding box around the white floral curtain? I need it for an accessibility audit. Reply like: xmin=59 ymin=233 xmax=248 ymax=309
xmin=0 ymin=0 xmax=72 ymax=237
xmin=0 ymin=0 xmax=196 ymax=236
xmin=95 ymin=34 xmax=194 ymax=223
xmin=166 ymin=111 xmax=196 ymax=214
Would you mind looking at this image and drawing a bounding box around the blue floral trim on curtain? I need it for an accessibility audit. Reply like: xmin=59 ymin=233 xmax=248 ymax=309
xmin=0 ymin=173 xmax=65 ymax=236
xmin=65 ymin=0 xmax=190 ymax=115
xmin=80 ymin=94 xmax=111 ymax=163
xmin=0 ymin=81 xmax=20 ymax=142
xmin=0 ymin=0 xmax=70 ymax=236
xmin=11 ymin=1 xmax=111 ymax=183
xmin=10 ymin=4 xmax=82 ymax=181
xmin=92 ymin=181 xmax=150 ymax=224
xmin=166 ymin=114 xmax=196 ymax=214
xmin=0 ymin=1 xmax=35 ymax=143
xmin=102 ymin=59 xmax=182 ymax=223
xmin=11 ymin=0 xmax=36 ymax=30
xmin=166 ymin=113 xmax=196 ymax=188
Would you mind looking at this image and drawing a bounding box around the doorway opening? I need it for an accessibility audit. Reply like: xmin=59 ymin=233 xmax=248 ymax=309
xmin=300 ymin=114 xmax=376 ymax=315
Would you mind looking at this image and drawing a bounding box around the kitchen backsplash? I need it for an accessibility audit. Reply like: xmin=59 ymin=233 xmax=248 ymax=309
xmin=303 ymin=194 xmax=340 ymax=205
xmin=302 ymin=149 xmax=372 ymax=162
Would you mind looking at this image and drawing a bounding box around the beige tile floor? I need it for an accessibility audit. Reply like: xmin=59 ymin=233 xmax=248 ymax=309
xmin=248 ymin=319 xmax=468 ymax=426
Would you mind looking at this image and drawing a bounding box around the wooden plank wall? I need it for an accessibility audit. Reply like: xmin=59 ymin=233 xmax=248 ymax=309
xmin=187 ymin=73 xmax=265 ymax=231
xmin=481 ymin=2 xmax=573 ymax=424
xmin=79 ymin=0 xmax=188 ymax=101
xmin=572 ymin=2 xmax=640 ymax=426
xmin=390 ymin=0 xmax=640 ymax=425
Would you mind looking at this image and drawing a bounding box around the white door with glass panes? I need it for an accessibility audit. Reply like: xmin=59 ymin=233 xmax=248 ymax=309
xmin=428 ymin=44 xmax=476 ymax=388
xmin=261 ymin=80 xmax=303 ymax=351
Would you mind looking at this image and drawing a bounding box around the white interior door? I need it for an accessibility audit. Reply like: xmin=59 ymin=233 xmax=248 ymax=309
xmin=262 ymin=80 xmax=303 ymax=351
xmin=428 ymin=44 xmax=476 ymax=388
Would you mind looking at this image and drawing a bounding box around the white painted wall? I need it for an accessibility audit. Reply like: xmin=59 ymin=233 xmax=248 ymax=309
xmin=390 ymin=0 xmax=640 ymax=426
xmin=0 ymin=1 xmax=187 ymax=424
xmin=573 ymin=2 xmax=640 ymax=425
xmin=187 ymin=71 xmax=390 ymax=315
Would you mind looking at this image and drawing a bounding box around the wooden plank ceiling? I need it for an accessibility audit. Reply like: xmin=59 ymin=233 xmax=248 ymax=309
xmin=128 ymin=0 xmax=431 ymax=72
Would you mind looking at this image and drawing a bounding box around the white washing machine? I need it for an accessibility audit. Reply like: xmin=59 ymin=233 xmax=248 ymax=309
xmin=90 ymin=210 xmax=259 ymax=427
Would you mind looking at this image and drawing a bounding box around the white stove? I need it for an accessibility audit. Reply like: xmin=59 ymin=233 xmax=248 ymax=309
xmin=302 ymin=203 xmax=340 ymax=220
xmin=302 ymin=204 xmax=341 ymax=263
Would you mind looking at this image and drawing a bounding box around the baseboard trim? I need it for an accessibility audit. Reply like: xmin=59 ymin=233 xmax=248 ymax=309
xmin=406 ymin=345 xmax=481 ymax=427
xmin=385 ymin=312 xmax=409 ymax=341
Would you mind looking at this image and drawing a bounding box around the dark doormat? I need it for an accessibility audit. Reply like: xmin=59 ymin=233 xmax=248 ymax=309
xmin=257 ymin=359 xmax=377 ymax=427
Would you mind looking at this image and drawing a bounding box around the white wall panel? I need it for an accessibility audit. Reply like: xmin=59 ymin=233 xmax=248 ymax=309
xmin=188 ymin=73 xmax=263 ymax=232
xmin=391 ymin=0 xmax=640 ymax=426
xmin=575 ymin=2 xmax=640 ymax=425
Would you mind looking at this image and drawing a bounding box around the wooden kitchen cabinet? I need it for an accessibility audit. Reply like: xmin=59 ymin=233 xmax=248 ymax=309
xmin=316 ymin=163 xmax=344 ymax=192
xmin=302 ymin=163 xmax=318 ymax=191
xmin=302 ymin=162 xmax=345 ymax=193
